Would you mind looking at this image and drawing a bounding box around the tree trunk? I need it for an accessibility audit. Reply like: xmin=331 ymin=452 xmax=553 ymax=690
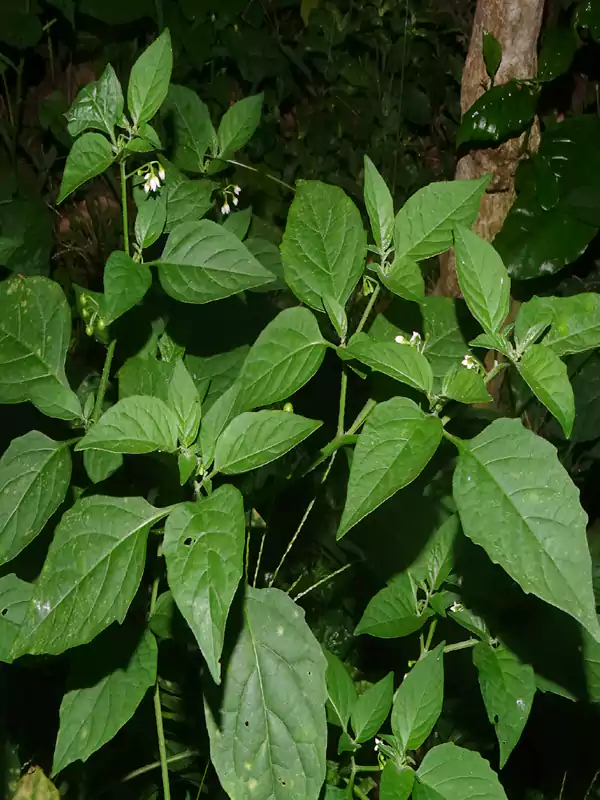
xmin=435 ymin=0 xmax=546 ymax=297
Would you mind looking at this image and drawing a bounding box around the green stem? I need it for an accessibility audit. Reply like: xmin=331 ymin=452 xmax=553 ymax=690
xmin=443 ymin=638 xmax=478 ymax=654
xmin=120 ymin=160 xmax=130 ymax=256
xmin=337 ymin=368 xmax=348 ymax=436
xmin=153 ymin=684 xmax=172 ymax=800
xmin=484 ymin=360 xmax=508 ymax=385
xmin=347 ymin=398 xmax=376 ymax=435
xmin=293 ymin=562 xmax=353 ymax=601
xmin=355 ymin=283 xmax=381 ymax=335
xmin=196 ymin=760 xmax=210 ymax=800
xmin=92 ymin=339 xmax=116 ymax=424
xmin=120 ymin=750 xmax=199 ymax=784
xmin=354 ymin=765 xmax=381 ymax=774
xmin=1 ymin=71 xmax=13 ymax=127
xmin=224 ymin=157 xmax=295 ymax=192
xmin=253 ymin=530 xmax=266 ymax=588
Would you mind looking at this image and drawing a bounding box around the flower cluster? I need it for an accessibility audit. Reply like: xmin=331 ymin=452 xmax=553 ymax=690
xmin=80 ymin=293 xmax=106 ymax=337
xmin=395 ymin=331 xmax=421 ymax=347
xmin=136 ymin=161 xmax=166 ymax=194
xmin=221 ymin=185 xmax=241 ymax=215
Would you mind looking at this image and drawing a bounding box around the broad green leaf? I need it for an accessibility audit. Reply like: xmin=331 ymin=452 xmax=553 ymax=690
xmin=217 ymin=93 xmax=263 ymax=160
xmin=103 ymin=251 xmax=152 ymax=324
xmin=282 ymin=180 xmax=366 ymax=312
xmin=57 ymin=132 xmax=115 ymax=204
xmin=473 ymin=642 xmax=535 ymax=767
xmin=76 ymin=396 xmax=178 ymax=454
xmin=380 ymin=256 xmax=425 ymax=303
xmin=0 ymin=432 xmax=71 ymax=566
xmin=454 ymin=225 xmax=510 ymax=335
xmin=393 ymin=176 xmax=490 ymax=262
xmin=483 ymin=29 xmax=502 ymax=80
xmin=457 ymin=82 xmax=537 ymax=147
xmin=414 ymin=742 xmax=508 ymax=800
xmin=442 ymin=362 xmax=492 ymax=404
xmin=200 ymin=384 xmax=240 ymax=468
xmin=119 ymin=353 xmax=174 ymax=401
xmin=205 ymin=586 xmax=327 ymax=800
xmin=544 ymin=293 xmax=600 ymax=355
xmin=391 ymin=643 xmax=444 ymax=753
xmin=0 ymin=276 xmax=81 ymax=420
xmin=52 ymin=625 xmax=157 ymax=775
xmin=343 ymin=332 xmax=433 ymax=395
xmin=355 ymin=573 xmax=433 ymax=639
xmin=570 ymin=352 xmax=600 ymax=442
xmin=453 ymin=418 xmax=600 ymax=640
xmin=324 ymin=649 xmax=357 ymax=730
xmin=128 ymin=29 xmax=172 ymax=125
xmin=224 ymin=206 xmax=253 ymax=241
xmin=135 ymin=189 xmax=166 ymax=249
xmin=422 ymin=297 xmax=470 ymax=383
xmin=235 ymin=307 xmax=327 ymax=411
xmin=215 ymin=410 xmax=321 ymax=474
xmin=83 ymin=449 xmax=123 ymax=484
xmin=538 ymin=26 xmax=577 ymax=82
xmin=514 ymin=296 xmax=553 ymax=353
xmin=165 ymin=178 xmax=214 ymax=231
xmin=162 ymin=84 xmax=215 ymax=171
xmin=0 ymin=574 xmax=32 ymax=663
xmin=186 ymin=345 xmax=248 ymax=411
xmin=322 ymin=294 xmax=348 ymax=341
xmin=163 ymin=486 xmax=244 ymax=683
xmin=13 ymin=496 xmax=169 ymax=656
xmin=65 ymin=63 xmax=123 ymax=138
xmin=380 ymin=763 xmax=415 ymax=800
xmin=167 ymin=359 xmax=201 ymax=447
xmin=0 ymin=194 xmax=53 ymax=277
xmin=338 ymin=398 xmax=443 ymax=538
xmin=516 ymin=343 xmax=575 ymax=437
xmin=364 ymin=155 xmax=394 ymax=252
xmin=351 ymin=672 xmax=393 ymax=743
xmin=157 ymin=220 xmax=274 ymax=303
xmin=245 ymin=238 xmax=286 ymax=291
xmin=409 ymin=514 xmax=459 ymax=591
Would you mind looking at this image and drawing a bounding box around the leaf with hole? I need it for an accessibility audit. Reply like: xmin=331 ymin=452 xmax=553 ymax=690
xmin=163 ymin=486 xmax=244 ymax=683
xmin=205 ymin=586 xmax=327 ymax=800
xmin=13 ymin=496 xmax=169 ymax=657
xmin=338 ymin=398 xmax=443 ymax=538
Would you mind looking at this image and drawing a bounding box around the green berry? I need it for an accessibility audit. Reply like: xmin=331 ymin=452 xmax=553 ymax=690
xmin=85 ymin=325 xmax=94 ymax=337
xmin=283 ymin=402 xmax=293 ymax=413
xmin=80 ymin=294 xmax=88 ymax=306
xmin=97 ymin=318 xmax=105 ymax=330
xmin=82 ymin=308 xmax=91 ymax=319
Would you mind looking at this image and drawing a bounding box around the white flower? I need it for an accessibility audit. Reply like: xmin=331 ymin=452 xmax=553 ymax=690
xmin=395 ymin=334 xmax=407 ymax=344
xmin=144 ymin=172 xmax=151 ymax=181
xmin=143 ymin=182 xmax=150 ymax=194
xmin=374 ymin=737 xmax=382 ymax=752
xmin=221 ymin=202 xmax=231 ymax=215
xmin=234 ymin=185 xmax=241 ymax=196
xmin=410 ymin=331 xmax=421 ymax=345
xmin=461 ymin=354 xmax=476 ymax=370
xmin=233 ymin=196 xmax=239 ymax=206
xmin=158 ymin=166 xmax=166 ymax=181
xmin=450 ymin=601 xmax=464 ymax=613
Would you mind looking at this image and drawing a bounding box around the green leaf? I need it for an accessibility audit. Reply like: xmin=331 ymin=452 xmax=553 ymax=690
xmin=119 ymin=352 xmax=174 ymax=401
xmin=217 ymin=93 xmax=263 ymax=160
xmin=57 ymin=132 xmax=115 ymax=204
xmin=282 ymin=180 xmax=366 ymax=312
xmin=76 ymin=396 xmax=178 ymax=454
xmin=52 ymin=625 xmax=157 ymax=775
xmin=83 ymin=449 xmax=123 ymax=484
xmin=157 ymin=220 xmax=274 ymax=303
xmin=0 ymin=574 xmax=32 ymax=663
xmin=543 ymin=293 xmax=600 ymax=356
xmin=200 ymin=384 xmax=240 ymax=468
xmin=322 ymin=294 xmax=348 ymax=341
xmin=103 ymin=251 xmax=152 ymax=325
xmin=0 ymin=195 xmax=53 ymax=277
xmin=409 ymin=514 xmax=459 ymax=591
xmin=65 ymin=63 xmax=123 ymax=138
xmin=324 ymin=649 xmax=357 ymax=730
xmin=186 ymin=346 xmax=248 ymax=411
xmin=516 ymin=343 xmax=575 ymax=437
xmin=538 ymin=27 xmax=577 ymax=83
xmin=457 ymin=82 xmax=537 ymax=147
xmin=343 ymin=332 xmax=433 ymax=395
xmin=0 ymin=432 xmax=71 ymax=566
xmin=235 ymin=306 xmax=327 ymax=411
xmin=338 ymin=398 xmax=443 ymax=538
xmin=454 ymin=225 xmax=510 ymax=335
xmin=165 ymin=178 xmax=214 ymax=231
xmin=163 ymin=486 xmax=244 ymax=683
xmin=0 ymin=276 xmax=81 ymax=420
xmin=442 ymin=362 xmax=492 ymax=404
xmin=135 ymin=190 xmax=166 ymax=249
xmin=205 ymin=586 xmax=327 ymax=800
xmin=215 ymin=410 xmax=321 ymax=474
xmin=453 ymin=418 xmax=600 ymax=640
xmin=12 ymin=767 xmax=59 ymax=799
xmin=128 ymin=29 xmax=172 ymax=125
xmin=355 ymin=572 xmax=433 ymax=638
xmin=514 ymin=297 xmax=553 ymax=353
xmin=224 ymin=207 xmax=253 ymax=241
xmin=393 ymin=176 xmax=490 ymax=262
xmin=380 ymin=256 xmax=425 ymax=303
xmin=380 ymin=763 xmax=415 ymax=800
xmin=473 ymin=642 xmax=536 ymax=767
xmin=414 ymin=743 xmax=508 ymax=800
xmin=245 ymin=238 xmax=286 ymax=291
xmin=351 ymin=672 xmax=393 ymax=743
xmin=167 ymin=359 xmax=201 ymax=447
xmin=364 ymin=154 xmax=394 ymax=252
xmin=13 ymin=496 xmax=168 ymax=657
xmin=422 ymin=297 xmax=470 ymax=384
xmin=391 ymin=643 xmax=444 ymax=753
xmin=162 ymin=84 xmax=215 ymax=171
xmin=569 ymin=352 xmax=600 ymax=442
xmin=483 ymin=29 xmax=502 ymax=81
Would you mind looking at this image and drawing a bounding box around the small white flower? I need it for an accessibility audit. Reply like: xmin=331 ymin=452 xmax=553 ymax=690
xmin=374 ymin=737 xmax=382 ymax=752
xmin=151 ymin=175 xmax=161 ymax=191
xmin=395 ymin=334 xmax=407 ymax=344
xmin=450 ymin=601 xmax=464 ymax=613
xmin=143 ymin=182 xmax=150 ymax=194
xmin=233 ymin=196 xmax=239 ymax=206
xmin=158 ymin=166 xmax=166 ymax=181
xmin=410 ymin=331 xmax=421 ymax=345
xmin=462 ymin=354 xmax=476 ymax=370
xmin=221 ymin=202 xmax=231 ymax=215
xmin=144 ymin=172 xmax=151 ymax=181
xmin=234 ymin=185 xmax=241 ymax=195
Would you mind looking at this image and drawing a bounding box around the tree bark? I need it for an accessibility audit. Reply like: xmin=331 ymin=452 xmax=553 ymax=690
xmin=435 ymin=0 xmax=546 ymax=297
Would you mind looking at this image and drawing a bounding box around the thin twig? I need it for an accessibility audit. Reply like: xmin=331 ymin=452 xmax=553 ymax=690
xmin=355 ymin=283 xmax=381 ymax=336
xmin=253 ymin=530 xmax=266 ymax=588
xmin=293 ymin=562 xmax=353 ymax=601
xmin=92 ymin=339 xmax=116 ymax=424
xmin=120 ymin=750 xmax=200 ymax=784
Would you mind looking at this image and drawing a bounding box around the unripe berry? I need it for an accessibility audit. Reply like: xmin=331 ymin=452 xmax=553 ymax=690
xmin=85 ymin=325 xmax=94 ymax=336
